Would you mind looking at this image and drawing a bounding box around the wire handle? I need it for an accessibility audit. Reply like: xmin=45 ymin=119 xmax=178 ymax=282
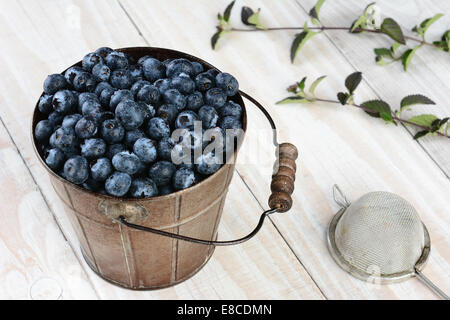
xmin=118 ymin=91 xmax=298 ymax=246
xmin=415 ymin=269 xmax=450 ymax=300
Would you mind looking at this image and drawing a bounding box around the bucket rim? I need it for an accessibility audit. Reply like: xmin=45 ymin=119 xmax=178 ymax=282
xmin=31 ymin=46 xmax=247 ymax=202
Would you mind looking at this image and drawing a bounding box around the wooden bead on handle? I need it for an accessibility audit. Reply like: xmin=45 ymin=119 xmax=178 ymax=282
xmin=274 ymin=166 xmax=296 ymax=181
xmin=271 ymin=175 xmax=294 ymax=194
xmin=278 ymin=143 xmax=298 ymax=161
xmin=278 ymin=158 xmax=296 ymax=172
xmin=269 ymin=192 xmax=293 ymax=213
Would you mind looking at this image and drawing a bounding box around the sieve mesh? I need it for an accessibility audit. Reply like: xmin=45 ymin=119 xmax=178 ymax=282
xmin=334 ymin=191 xmax=425 ymax=276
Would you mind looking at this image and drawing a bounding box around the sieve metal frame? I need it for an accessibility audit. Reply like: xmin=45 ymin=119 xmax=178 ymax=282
xmin=327 ymin=207 xmax=431 ymax=284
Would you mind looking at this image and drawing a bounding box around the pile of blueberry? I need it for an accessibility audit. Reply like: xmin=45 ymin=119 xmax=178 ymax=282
xmin=34 ymin=47 xmax=243 ymax=198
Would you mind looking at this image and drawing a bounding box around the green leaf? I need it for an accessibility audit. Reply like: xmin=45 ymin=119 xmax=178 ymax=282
xmin=309 ymin=75 xmax=326 ymax=95
xmin=247 ymin=9 xmax=266 ymax=30
xmin=374 ymin=48 xmax=393 ymax=58
xmin=413 ymin=130 xmax=429 ymax=140
xmin=309 ymin=0 xmax=326 ymax=21
xmin=276 ymin=96 xmax=309 ymax=104
xmin=400 ymin=94 xmax=435 ymax=111
xmin=345 ymin=71 xmax=362 ymax=94
xmin=391 ymin=42 xmax=401 ymax=54
xmin=361 ymin=100 xmax=393 ymax=122
xmin=298 ymin=77 xmax=307 ymax=91
xmin=223 ymin=0 xmax=235 ymax=22
xmin=211 ymin=30 xmax=225 ymax=50
xmin=407 ymin=114 xmax=438 ymax=127
xmin=419 ymin=13 xmax=444 ymax=35
xmin=290 ymin=31 xmax=318 ymax=63
xmin=375 ymin=55 xmax=387 ymax=66
xmin=241 ymin=6 xmax=254 ymax=26
xmin=337 ymin=92 xmax=349 ymax=105
xmin=350 ymin=15 xmax=366 ymax=32
xmin=401 ymin=46 xmax=420 ymax=71
xmin=380 ymin=18 xmax=406 ymax=44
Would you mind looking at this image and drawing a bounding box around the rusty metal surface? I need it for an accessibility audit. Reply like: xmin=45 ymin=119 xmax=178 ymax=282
xmin=31 ymin=47 xmax=247 ymax=290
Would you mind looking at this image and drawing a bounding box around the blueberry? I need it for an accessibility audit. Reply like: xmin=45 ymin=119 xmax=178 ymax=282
xmin=105 ymin=51 xmax=129 ymax=70
xmin=90 ymin=157 xmax=112 ymax=181
xmin=128 ymin=64 xmax=143 ymax=81
xmin=198 ymin=105 xmax=218 ymax=129
xmin=38 ymin=94 xmax=54 ymax=114
xmin=81 ymin=138 xmax=106 ymax=159
xmin=131 ymin=80 xmax=151 ymax=97
xmin=220 ymin=100 xmax=243 ymax=119
xmin=163 ymin=89 xmax=186 ymax=110
xmin=45 ymin=148 xmax=65 ymax=170
xmin=170 ymin=74 xmax=195 ymax=94
xmin=128 ymin=177 xmax=158 ymax=198
xmin=147 ymin=117 xmax=170 ymax=140
xmin=64 ymin=156 xmax=89 ymax=184
xmin=64 ymin=66 xmax=84 ymax=85
xmin=203 ymin=127 xmax=225 ymax=151
xmin=179 ymin=128 xmax=203 ymax=152
xmin=109 ymin=89 xmax=133 ymax=111
xmin=162 ymin=59 xmax=172 ymax=67
xmin=97 ymin=111 xmax=114 ymax=125
xmin=101 ymin=119 xmax=125 ymax=143
xmin=73 ymin=72 xmax=96 ymax=92
xmin=158 ymin=184 xmax=173 ymax=196
xmin=138 ymin=55 xmax=151 ymax=66
xmin=44 ymin=74 xmax=67 ymax=95
xmin=195 ymin=152 xmax=222 ymax=175
xmin=148 ymin=161 xmax=176 ymax=186
xmin=94 ymin=81 xmax=114 ymax=96
xmin=175 ymin=110 xmax=199 ymax=129
xmin=124 ymin=129 xmax=146 ymax=148
xmin=62 ymin=114 xmax=82 ymax=128
xmin=81 ymin=100 xmax=102 ymax=119
xmin=110 ymin=69 xmax=133 ymax=89
xmin=82 ymin=52 xmax=103 ymax=72
xmin=205 ymin=88 xmax=226 ymax=109
xmin=173 ymin=167 xmax=196 ymax=190
xmin=192 ymin=62 xmax=204 ymax=75
xmin=142 ymin=58 xmax=166 ymax=82
xmin=35 ymin=120 xmax=53 ymax=142
xmin=47 ymin=111 xmax=64 ymax=127
xmin=133 ymin=138 xmax=157 ymax=163
xmin=53 ymin=127 xmax=79 ymax=155
xmin=82 ymin=177 xmax=104 ymax=192
xmin=92 ymin=63 xmax=111 ymax=82
xmin=115 ymin=99 xmax=144 ymax=130
xmin=78 ymin=92 xmax=99 ymax=113
xmin=112 ymin=151 xmax=141 ymax=174
xmin=154 ymin=78 xmax=171 ymax=94
xmin=99 ymin=87 xmax=115 ymax=108
xmin=52 ymin=90 xmax=76 ymax=114
xmin=105 ymin=171 xmax=132 ymax=196
xmin=95 ymin=47 xmax=114 ymax=58
xmin=137 ymin=84 xmax=160 ymax=105
xmin=157 ymin=104 xmax=178 ymax=123
xmin=106 ymin=143 xmax=126 ymax=159
xmin=204 ymin=69 xmax=219 ymax=80
xmin=133 ymin=159 xmax=148 ymax=177
xmin=157 ymin=137 xmax=175 ymax=161
xmin=186 ymin=91 xmax=203 ymax=111
xmin=215 ymin=72 xmax=239 ymax=96
xmin=219 ymin=116 xmax=243 ymax=130
xmin=75 ymin=115 xmax=99 ymax=139
xmin=166 ymin=59 xmax=195 ymax=78
xmin=137 ymin=102 xmax=156 ymax=121
xmin=195 ymin=72 xmax=213 ymax=92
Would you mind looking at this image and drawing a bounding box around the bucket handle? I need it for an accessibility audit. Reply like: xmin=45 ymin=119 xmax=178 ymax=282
xmin=119 ymin=91 xmax=298 ymax=246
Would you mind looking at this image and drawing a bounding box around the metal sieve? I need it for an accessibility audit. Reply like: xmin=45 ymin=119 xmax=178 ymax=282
xmin=327 ymin=185 xmax=449 ymax=299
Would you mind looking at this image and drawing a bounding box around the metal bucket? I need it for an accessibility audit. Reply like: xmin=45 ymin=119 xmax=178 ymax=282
xmin=32 ymin=47 xmax=298 ymax=290
xmin=32 ymin=47 xmax=247 ymax=290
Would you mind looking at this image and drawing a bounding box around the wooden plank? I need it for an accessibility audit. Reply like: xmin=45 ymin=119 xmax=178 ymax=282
xmin=0 ymin=120 xmax=98 ymax=299
xmin=0 ymin=0 xmax=323 ymax=299
xmin=120 ymin=0 xmax=450 ymax=299
xmin=295 ymin=0 xmax=450 ymax=176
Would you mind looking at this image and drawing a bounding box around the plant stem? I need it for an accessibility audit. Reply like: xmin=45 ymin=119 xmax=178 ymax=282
xmin=313 ymin=98 xmax=450 ymax=139
xmin=231 ymin=26 xmax=439 ymax=48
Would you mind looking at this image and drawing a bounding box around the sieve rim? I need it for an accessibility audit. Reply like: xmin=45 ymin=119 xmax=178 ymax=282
xmin=327 ymin=207 xmax=431 ymax=284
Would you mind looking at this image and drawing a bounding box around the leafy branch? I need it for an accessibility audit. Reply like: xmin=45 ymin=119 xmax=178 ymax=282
xmin=212 ymin=1 xmax=449 ymax=71
xmin=277 ymin=72 xmax=450 ymax=140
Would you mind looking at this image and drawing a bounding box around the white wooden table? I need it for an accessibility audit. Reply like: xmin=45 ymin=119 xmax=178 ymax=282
xmin=0 ymin=0 xmax=448 ymax=299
